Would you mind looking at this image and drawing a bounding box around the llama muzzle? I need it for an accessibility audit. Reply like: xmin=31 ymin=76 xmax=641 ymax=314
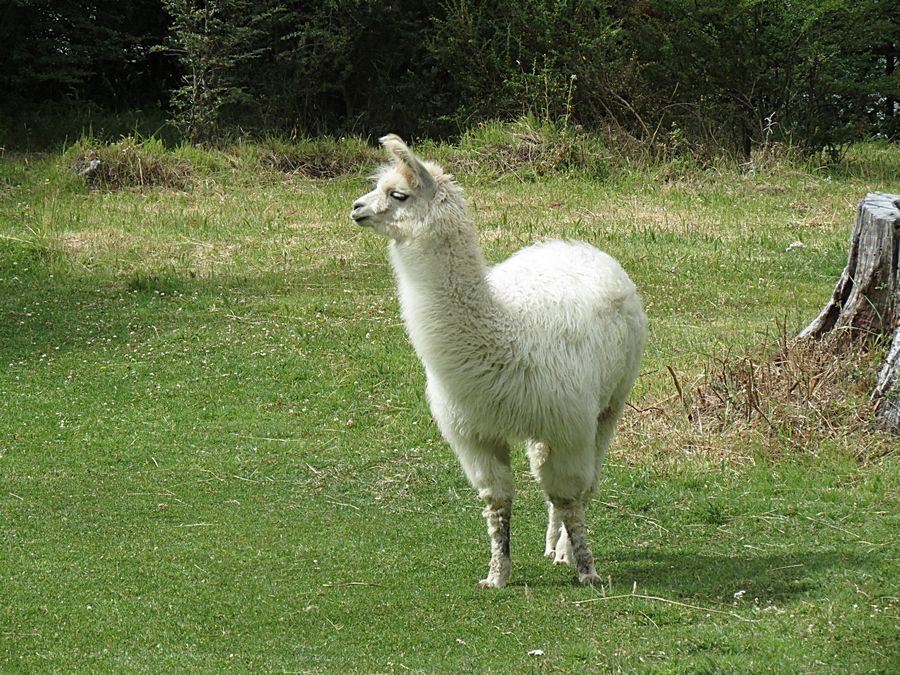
xmin=350 ymin=204 xmax=372 ymax=224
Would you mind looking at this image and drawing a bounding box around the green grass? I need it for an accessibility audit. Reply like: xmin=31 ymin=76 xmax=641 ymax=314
xmin=1 ymin=137 xmax=898 ymax=671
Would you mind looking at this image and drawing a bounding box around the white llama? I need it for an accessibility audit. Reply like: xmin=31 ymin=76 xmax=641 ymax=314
xmin=351 ymin=135 xmax=648 ymax=588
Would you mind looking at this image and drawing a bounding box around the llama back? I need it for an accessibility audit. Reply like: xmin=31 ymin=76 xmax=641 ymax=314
xmin=486 ymin=239 xmax=647 ymax=431
xmin=488 ymin=239 xmax=643 ymax=333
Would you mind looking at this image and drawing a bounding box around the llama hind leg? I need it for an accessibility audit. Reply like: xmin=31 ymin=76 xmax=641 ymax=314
xmin=552 ymin=497 xmax=601 ymax=584
xmin=527 ymin=441 xmax=572 ymax=564
xmin=554 ymin=404 xmax=626 ymax=584
xmin=529 ymin=440 xmax=601 ymax=584
xmin=544 ymin=500 xmax=562 ymax=558
xmin=544 ymin=501 xmax=574 ymax=564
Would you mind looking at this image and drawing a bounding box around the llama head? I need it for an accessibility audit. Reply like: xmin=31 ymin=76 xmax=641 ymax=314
xmin=350 ymin=134 xmax=453 ymax=242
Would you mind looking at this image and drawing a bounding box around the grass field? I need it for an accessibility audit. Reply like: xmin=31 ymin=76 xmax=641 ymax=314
xmin=1 ymin=134 xmax=898 ymax=671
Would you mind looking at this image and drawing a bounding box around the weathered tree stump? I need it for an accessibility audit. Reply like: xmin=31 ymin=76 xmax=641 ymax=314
xmin=800 ymin=192 xmax=900 ymax=431
xmin=874 ymin=330 xmax=900 ymax=429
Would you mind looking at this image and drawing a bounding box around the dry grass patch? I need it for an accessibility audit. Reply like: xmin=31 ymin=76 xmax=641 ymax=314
xmin=623 ymin=330 xmax=896 ymax=465
xmin=580 ymin=198 xmax=697 ymax=235
xmin=788 ymin=201 xmax=852 ymax=231
xmin=54 ymin=228 xmax=245 ymax=279
xmin=187 ymin=240 xmax=244 ymax=277
xmin=60 ymin=230 xmax=136 ymax=256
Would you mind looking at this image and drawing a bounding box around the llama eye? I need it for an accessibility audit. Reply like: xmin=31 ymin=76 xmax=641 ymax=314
xmin=389 ymin=191 xmax=409 ymax=202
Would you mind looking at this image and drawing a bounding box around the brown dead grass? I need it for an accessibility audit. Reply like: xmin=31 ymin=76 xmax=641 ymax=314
xmin=788 ymin=203 xmax=848 ymax=231
xmin=71 ymin=143 xmax=191 ymax=191
xmin=621 ymin=330 xmax=896 ymax=466
xmin=56 ymin=229 xmax=239 ymax=278
xmin=59 ymin=229 xmax=145 ymax=258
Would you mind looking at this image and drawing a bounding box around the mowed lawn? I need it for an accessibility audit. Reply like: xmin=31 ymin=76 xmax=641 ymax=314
xmin=1 ymin=142 xmax=898 ymax=671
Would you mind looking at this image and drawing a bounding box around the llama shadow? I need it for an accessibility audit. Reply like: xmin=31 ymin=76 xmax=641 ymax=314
xmin=512 ymin=548 xmax=873 ymax=604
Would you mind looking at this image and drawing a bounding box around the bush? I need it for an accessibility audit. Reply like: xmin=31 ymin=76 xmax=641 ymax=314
xmin=619 ymin=0 xmax=899 ymax=156
xmin=67 ymin=135 xmax=193 ymax=190
xmin=444 ymin=117 xmax=610 ymax=180
xmin=427 ymin=0 xmax=624 ymax=134
xmin=252 ymin=136 xmax=379 ymax=177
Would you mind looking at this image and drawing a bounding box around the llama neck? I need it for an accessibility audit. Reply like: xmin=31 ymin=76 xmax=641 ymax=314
xmin=389 ymin=226 xmax=509 ymax=371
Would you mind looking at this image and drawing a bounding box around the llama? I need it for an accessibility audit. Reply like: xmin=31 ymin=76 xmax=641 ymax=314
xmin=350 ymin=135 xmax=647 ymax=588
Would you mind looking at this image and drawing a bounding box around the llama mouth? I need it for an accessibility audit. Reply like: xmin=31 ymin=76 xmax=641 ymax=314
xmin=350 ymin=210 xmax=371 ymax=225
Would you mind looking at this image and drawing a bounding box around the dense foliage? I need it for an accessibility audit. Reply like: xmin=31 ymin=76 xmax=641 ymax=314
xmin=1 ymin=0 xmax=896 ymax=153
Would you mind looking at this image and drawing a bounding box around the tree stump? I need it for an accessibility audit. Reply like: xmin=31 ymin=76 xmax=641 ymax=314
xmin=874 ymin=329 xmax=900 ymax=429
xmin=800 ymin=192 xmax=900 ymax=431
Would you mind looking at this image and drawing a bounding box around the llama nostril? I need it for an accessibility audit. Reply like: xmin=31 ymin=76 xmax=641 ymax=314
xmin=351 ymin=204 xmax=371 ymax=223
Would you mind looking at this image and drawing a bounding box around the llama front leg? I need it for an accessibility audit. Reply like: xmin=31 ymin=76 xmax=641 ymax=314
xmin=441 ymin=425 xmax=514 ymax=588
xmin=544 ymin=500 xmax=562 ymax=558
xmin=551 ymin=498 xmax=601 ymax=585
xmin=478 ymin=493 xmax=511 ymax=589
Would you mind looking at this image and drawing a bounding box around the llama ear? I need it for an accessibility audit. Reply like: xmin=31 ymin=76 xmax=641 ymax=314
xmin=380 ymin=134 xmax=436 ymax=194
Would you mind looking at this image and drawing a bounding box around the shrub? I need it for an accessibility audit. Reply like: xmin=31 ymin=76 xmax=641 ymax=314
xmin=253 ymin=136 xmax=379 ymax=178
xmin=68 ymin=135 xmax=192 ymax=190
xmin=446 ymin=117 xmax=610 ymax=180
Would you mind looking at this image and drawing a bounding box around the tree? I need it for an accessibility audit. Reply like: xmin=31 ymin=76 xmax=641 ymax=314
xmin=160 ymin=0 xmax=275 ymax=144
xmin=258 ymin=0 xmax=435 ymax=136
xmin=617 ymin=0 xmax=899 ymax=156
xmin=0 ymin=0 xmax=173 ymax=110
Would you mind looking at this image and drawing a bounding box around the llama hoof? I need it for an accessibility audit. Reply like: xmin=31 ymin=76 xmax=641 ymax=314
xmin=476 ymin=578 xmax=505 ymax=589
xmin=553 ymin=551 xmax=573 ymax=566
xmin=577 ymin=572 xmax=603 ymax=586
